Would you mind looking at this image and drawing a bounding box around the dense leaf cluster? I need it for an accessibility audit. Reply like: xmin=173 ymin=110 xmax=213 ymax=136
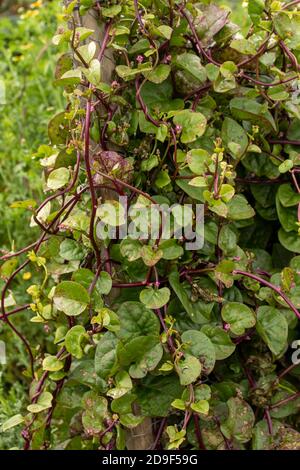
xmin=1 ymin=0 xmax=300 ymax=450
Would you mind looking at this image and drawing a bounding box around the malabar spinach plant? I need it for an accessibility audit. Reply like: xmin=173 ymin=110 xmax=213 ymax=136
xmin=1 ymin=0 xmax=300 ymax=450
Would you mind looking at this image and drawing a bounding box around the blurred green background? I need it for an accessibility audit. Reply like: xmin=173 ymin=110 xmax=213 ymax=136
xmin=0 ymin=0 xmax=62 ymax=449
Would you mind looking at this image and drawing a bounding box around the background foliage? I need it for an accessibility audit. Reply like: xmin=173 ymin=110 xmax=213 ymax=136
xmin=0 ymin=0 xmax=300 ymax=451
xmin=0 ymin=0 xmax=61 ymax=448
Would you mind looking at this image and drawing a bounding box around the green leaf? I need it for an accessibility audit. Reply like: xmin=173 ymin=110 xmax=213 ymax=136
xmin=213 ymin=62 xmax=237 ymax=93
xmin=177 ymin=354 xmax=201 ymax=386
xmin=215 ymin=259 xmax=235 ymax=287
xmin=219 ymin=184 xmax=235 ymax=203
xmin=171 ymin=399 xmax=186 ymax=411
xmin=59 ymin=239 xmax=84 ymax=261
xmin=248 ymin=0 xmax=265 ymax=25
xmin=172 ymin=52 xmax=207 ymax=84
xmin=120 ymin=238 xmax=143 ymax=261
xmin=221 ymin=117 xmax=248 ymax=159
xmin=270 ymin=386 xmax=300 ymax=419
xmin=116 ymin=64 xmax=152 ymax=81
xmin=173 ymin=110 xmax=207 ymax=143
xmin=140 ymin=245 xmax=163 ymax=266
xmin=252 ymin=419 xmax=282 ymax=450
xmin=277 ymin=183 xmax=300 ymax=207
xmin=181 ymin=330 xmax=216 ymax=374
xmin=107 ymin=371 xmax=132 ymax=399
xmin=111 ymin=392 xmax=136 ymax=415
xmin=83 ymin=59 xmax=101 ymax=86
xmin=278 ymin=228 xmax=300 ymax=253
xmin=53 ymin=281 xmax=90 ymax=316
xmin=157 ymin=25 xmax=173 ymax=39
xmin=140 ymin=287 xmax=170 ymax=309
xmin=0 ymin=259 xmax=18 ymax=279
xmin=65 ymin=325 xmax=87 ymax=359
xmin=141 ymin=154 xmax=159 ymax=172
xmin=276 ymin=194 xmax=298 ymax=232
xmin=230 ymin=97 xmax=277 ymax=132
xmin=218 ymin=225 xmax=237 ymax=255
xmin=201 ymin=325 xmax=236 ymax=360
xmin=231 ymin=38 xmax=256 ymax=55
xmin=186 ymin=148 xmax=210 ymax=174
xmin=95 ymin=332 xmax=119 ymax=380
xmin=206 ymin=63 xmax=219 ymax=81
xmin=136 ymin=375 xmax=183 ymax=417
xmin=54 ymin=52 xmax=73 ymax=81
xmin=116 ymin=301 xmax=160 ymax=342
xmin=221 ymin=397 xmax=255 ymax=443
xmin=169 ymin=271 xmax=214 ymax=324
xmin=10 ymin=199 xmax=37 ymax=210
xmin=273 ymin=12 xmax=300 ymax=49
xmin=48 ymin=112 xmax=69 ymax=145
xmin=76 ymin=41 xmax=96 ymax=64
xmin=278 ymin=159 xmax=293 ymax=174
xmin=117 ymin=335 xmax=158 ymax=367
xmin=144 ymin=64 xmax=171 ymax=84
xmin=97 ymin=200 xmax=126 ymax=226
xmin=176 ymin=169 xmax=205 ymax=201
xmin=97 ymin=271 xmax=112 ymax=295
xmin=92 ymin=307 xmax=120 ymax=333
xmin=256 ymin=306 xmax=288 ymax=356
xmin=1 ymin=414 xmax=24 ymax=432
xmin=188 ymin=176 xmax=207 ymax=187
xmin=159 ymin=239 xmax=184 ymax=260
xmin=42 ymin=355 xmax=64 ymax=372
xmin=221 ymin=302 xmax=256 ymax=335
xmin=74 ymin=27 xmax=94 ymax=42
xmin=227 ymin=195 xmax=255 ymax=220
xmin=129 ymin=342 xmax=163 ymax=378
xmin=268 ymin=85 xmax=289 ymax=102
xmin=82 ymin=391 xmax=109 ymax=435
xmin=155 ymin=170 xmax=171 ymax=188
xmin=191 ymin=400 xmax=209 ymax=415
xmin=102 ymin=5 xmax=122 ymax=17
xmin=47 ymin=167 xmax=70 ymax=190
xmin=27 ymin=391 xmax=53 ymax=413
xmin=194 ymin=3 xmax=230 ymax=44
xmin=156 ymin=124 xmax=168 ymax=142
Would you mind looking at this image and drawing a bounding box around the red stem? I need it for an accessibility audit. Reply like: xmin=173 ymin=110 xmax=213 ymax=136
xmin=233 ymin=269 xmax=300 ymax=319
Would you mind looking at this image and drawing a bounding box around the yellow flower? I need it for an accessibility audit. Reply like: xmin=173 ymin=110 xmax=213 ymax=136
xmin=30 ymin=0 xmax=42 ymax=8
xmin=23 ymin=272 xmax=32 ymax=281
xmin=20 ymin=43 xmax=33 ymax=51
xmin=21 ymin=10 xmax=39 ymax=19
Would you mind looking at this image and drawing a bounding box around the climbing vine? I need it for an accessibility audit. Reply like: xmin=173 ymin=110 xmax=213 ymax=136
xmin=1 ymin=0 xmax=300 ymax=450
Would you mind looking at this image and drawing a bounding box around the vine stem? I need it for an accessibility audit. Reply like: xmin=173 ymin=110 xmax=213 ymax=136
xmin=155 ymin=307 xmax=176 ymax=354
xmin=264 ymin=408 xmax=273 ymax=435
xmin=193 ymin=414 xmax=206 ymax=450
xmin=276 ymin=363 xmax=298 ymax=382
xmin=135 ymin=77 xmax=161 ymax=127
xmin=240 ymin=72 xmax=298 ymax=87
xmin=269 ymin=139 xmax=300 ymax=146
xmin=0 ymin=303 xmax=30 ymax=320
xmin=150 ymin=417 xmax=167 ymax=450
xmin=282 ymin=0 xmax=300 ymax=10
xmin=84 ymin=98 xmax=101 ymax=267
xmin=233 ymin=269 xmax=300 ymax=319
xmin=178 ymin=7 xmax=220 ymax=66
xmin=270 ymin=391 xmax=300 ymax=409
